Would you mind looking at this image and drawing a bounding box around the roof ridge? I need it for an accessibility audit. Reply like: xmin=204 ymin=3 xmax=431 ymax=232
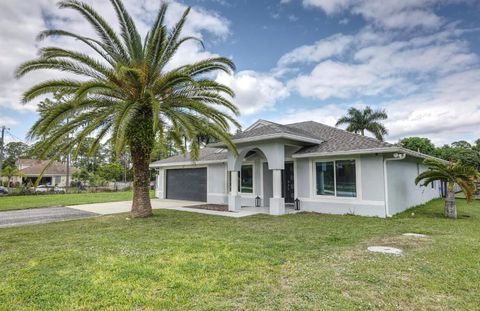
xmin=287 ymin=120 xmax=392 ymax=146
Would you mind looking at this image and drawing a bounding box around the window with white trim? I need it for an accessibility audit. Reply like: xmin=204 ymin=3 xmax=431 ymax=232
xmin=239 ymin=165 xmax=253 ymax=193
xmin=315 ymin=160 xmax=357 ymax=197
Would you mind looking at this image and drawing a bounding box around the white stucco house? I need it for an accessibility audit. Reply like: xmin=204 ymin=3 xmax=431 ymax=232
xmin=150 ymin=119 xmax=443 ymax=217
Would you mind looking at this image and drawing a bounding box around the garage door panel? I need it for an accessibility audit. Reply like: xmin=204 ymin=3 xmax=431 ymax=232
xmin=166 ymin=168 xmax=207 ymax=202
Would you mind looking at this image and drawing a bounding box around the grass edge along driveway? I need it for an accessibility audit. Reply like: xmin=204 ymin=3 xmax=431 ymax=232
xmin=0 ymin=191 xmax=154 ymax=212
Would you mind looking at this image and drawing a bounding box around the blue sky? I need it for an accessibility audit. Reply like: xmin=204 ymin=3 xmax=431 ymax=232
xmin=1 ymin=0 xmax=480 ymax=146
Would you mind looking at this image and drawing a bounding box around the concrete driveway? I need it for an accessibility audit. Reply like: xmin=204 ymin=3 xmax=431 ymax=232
xmin=0 ymin=200 xmax=202 ymax=228
xmin=0 ymin=199 xmax=266 ymax=229
xmin=0 ymin=207 xmax=98 ymax=228
xmin=70 ymin=199 xmax=201 ymax=215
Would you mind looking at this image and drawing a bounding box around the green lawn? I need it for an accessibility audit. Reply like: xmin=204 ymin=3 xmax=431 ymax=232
xmin=1 ymin=199 xmax=479 ymax=310
xmin=0 ymin=191 xmax=153 ymax=211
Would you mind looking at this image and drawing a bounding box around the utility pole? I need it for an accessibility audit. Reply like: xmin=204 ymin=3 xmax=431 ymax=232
xmin=65 ymin=118 xmax=70 ymax=192
xmin=0 ymin=126 xmax=9 ymax=172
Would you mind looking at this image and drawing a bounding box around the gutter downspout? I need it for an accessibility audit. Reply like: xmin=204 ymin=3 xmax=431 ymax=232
xmin=383 ymin=153 xmax=406 ymax=218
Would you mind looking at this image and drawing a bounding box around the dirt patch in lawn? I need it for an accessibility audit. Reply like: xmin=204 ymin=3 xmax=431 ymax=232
xmin=184 ymin=204 xmax=229 ymax=212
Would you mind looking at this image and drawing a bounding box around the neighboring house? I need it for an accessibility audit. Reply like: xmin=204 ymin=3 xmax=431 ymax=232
xmin=150 ymin=120 xmax=443 ymax=217
xmin=13 ymin=159 xmax=79 ymax=187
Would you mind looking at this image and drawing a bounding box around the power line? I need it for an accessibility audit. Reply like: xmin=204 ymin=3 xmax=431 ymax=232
xmin=5 ymin=129 xmax=29 ymax=145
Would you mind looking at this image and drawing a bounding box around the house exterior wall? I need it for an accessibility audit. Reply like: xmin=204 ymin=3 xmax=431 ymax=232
xmin=154 ymin=152 xmax=441 ymax=217
xmin=386 ymin=158 xmax=440 ymax=215
xmin=296 ymin=154 xmax=440 ymax=217
xmin=360 ymin=155 xmax=385 ymax=202
xmin=296 ymin=158 xmax=310 ymax=198
xmin=296 ymin=155 xmax=387 ymax=217
xmin=207 ymin=163 xmax=228 ymax=204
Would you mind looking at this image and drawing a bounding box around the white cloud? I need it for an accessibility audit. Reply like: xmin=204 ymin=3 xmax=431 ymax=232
xmin=302 ymin=0 xmax=353 ymax=15
xmin=291 ymin=0 xmax=471 ymax=30
xmin=351 ymin=0 xmax=443 ymax=30
xmin=0 ymin=116 xmax=18 ymax=127
xmin=0 ymin=0 xmax=231 ymax=114
xmin=285 ymin=27 xmax=478 ymax=100
xmin=278 ymin=34 xmax=353 ymax=66
xmin=216 ymin=71 xmax=289 ymax=116
xmin=384 ymin=69 xmax=480 ymax=144
xmin=273 ymin=104 xmax=347 ymax=126
xmin=275 ymin=69 xmax=480 ymax=145
xmin=275 ymin=9 xmax=480 ymax=144
xmin=290 ymin=60 xmax=406 ymax=100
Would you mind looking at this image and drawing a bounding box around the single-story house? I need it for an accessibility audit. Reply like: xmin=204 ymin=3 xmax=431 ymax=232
xmin=13 ymin=159 xmax=79 ymax=187
xmin=150 ymin=119 xmax=443 ymax=217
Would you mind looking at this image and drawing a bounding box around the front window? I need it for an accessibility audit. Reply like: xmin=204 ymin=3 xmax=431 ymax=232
xmin=316 ymin=162 xmax=334 ymax=195
xmin=240 ymin=165 xmax=253 ymax=193
xmin=315 ymin=160 xmax=357 ymax=197
xmin=335 ymin=160 xmax=356 ymax=197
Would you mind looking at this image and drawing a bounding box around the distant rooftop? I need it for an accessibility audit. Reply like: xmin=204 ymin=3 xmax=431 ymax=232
xmin=16 ymin=159 xmax=79 ymax=176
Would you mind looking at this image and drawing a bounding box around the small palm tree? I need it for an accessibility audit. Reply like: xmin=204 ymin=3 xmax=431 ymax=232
xmin=336 ymin=106 xmax=388 ymax=141
xmin=415 ymin=159 xmax=479 ymax=219
xmin=16 ymin=0 xmax=239 ymax=218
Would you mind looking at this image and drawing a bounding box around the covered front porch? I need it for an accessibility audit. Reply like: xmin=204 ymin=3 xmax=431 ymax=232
xmin=226 ymin=141 xmax=301 ymax=215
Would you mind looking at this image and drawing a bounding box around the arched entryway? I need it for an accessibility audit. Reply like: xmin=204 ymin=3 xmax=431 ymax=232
xmin=227 ymin=142 xmax=286 ymax=215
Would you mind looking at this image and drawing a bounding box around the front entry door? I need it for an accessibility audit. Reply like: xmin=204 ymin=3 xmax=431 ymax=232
xmin=282 ymin=162 xmax=295 ymax=203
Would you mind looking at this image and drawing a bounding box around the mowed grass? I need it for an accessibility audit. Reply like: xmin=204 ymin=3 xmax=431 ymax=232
xmin=0 ymin=191 xmax=154 ymax=212
xmin=1 ymin=199 xmax=480 ymax=310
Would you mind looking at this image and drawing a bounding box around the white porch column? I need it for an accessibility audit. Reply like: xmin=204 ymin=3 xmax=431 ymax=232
xmin=231 ymin=170 xmax=238 ymax=196
xmin=272 ymin=169 xmax=282 ymax=198
xmin=228 ymin=171 xmax=241 ymax=212
xmin=269 ymin=169 xmax=285 ymax=215
xmin=155 ymin=169 xmax=164 ymax=199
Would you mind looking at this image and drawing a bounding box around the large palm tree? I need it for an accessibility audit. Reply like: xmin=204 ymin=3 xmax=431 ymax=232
xmin=415 ymin=159 xmax=479 ymax=219
xmin=335 ymin=106 xmax=388 ymax=141
xmin=16 ymin=0 xmax=239 ymax=218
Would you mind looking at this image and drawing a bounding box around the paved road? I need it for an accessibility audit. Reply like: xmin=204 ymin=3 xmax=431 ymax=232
xmin=0 ymin=207 xmax=98 ymax=228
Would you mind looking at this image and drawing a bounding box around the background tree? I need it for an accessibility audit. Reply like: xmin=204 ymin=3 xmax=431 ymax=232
xmin=1 ymin=166 xmax=24 ymax=189
xmin=97 ymin=162 xmax=124 ymax=183
xmin=336 ymin=106 xmax=388 ymax=141
xmin=415 ymin=159 xmax=479 ymax=219
xmin=399 ymin=137 xmax=436 ymax=156
xmin=435 ymin=142 xmax=480 ymax=169
xmin=72 ymin=137 xmax=109 ymax=172
xmin=3 ymin=142 xmax=30 ymax=167
xmin=474 ymin=139 xmax=480 ymax=152
xmin=17 ymin=0 xmax=239 ymax=218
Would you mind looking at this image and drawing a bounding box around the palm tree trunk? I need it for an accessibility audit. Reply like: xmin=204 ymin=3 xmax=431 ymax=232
xmin=128 ymin=106 xmax=154 ymax=218
xmin=130 ymin=145 xmax=153 ymax=218
xmin=445 ymin=182 xmax=457 ymax=219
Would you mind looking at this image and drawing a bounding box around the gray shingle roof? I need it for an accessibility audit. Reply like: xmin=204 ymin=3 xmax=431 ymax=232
xmin=150 ymin=148 xmax=227 ymax=166
xmin=151 ymin=119 xmax=397 ymax=166
xmin=287 ymin=121 xmax=393 ymax=154
xmin=232 ymin=120 xmax=322 ymax=142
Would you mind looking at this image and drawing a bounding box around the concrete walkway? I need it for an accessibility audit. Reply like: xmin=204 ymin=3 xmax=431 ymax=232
xmin=71 ymin=199 xmax=278 ymax=218
xmin=0 ymin=207 xmax=97 ymax=228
